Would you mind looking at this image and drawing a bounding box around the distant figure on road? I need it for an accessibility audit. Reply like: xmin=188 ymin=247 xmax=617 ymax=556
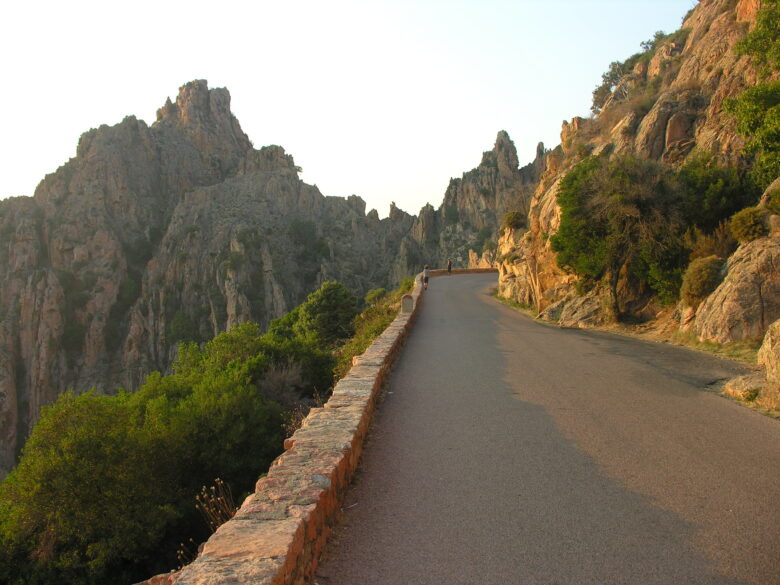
xmin=423 ymin=265 xmax=430 ymax=290
xmin=447 ymin=258 xmax=452 ymax=275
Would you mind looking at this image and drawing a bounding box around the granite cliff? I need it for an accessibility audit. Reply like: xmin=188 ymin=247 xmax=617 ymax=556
xmin=0 ymin=81 xmax=419 ymax=476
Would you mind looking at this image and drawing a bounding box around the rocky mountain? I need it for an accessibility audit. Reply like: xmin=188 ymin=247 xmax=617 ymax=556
xmin=394 ymin=131 xmax=546 ymax=273
xmin=0 ymin=80 xmax=423 ymax=477
xmin=0 ymin=75 xmax=542 ymax=477
xmin=489 ymin=0 xmax=779 ymax=345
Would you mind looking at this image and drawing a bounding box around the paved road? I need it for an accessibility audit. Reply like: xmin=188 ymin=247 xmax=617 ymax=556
xmin=316 ymin=274 xmax=780 ymax=585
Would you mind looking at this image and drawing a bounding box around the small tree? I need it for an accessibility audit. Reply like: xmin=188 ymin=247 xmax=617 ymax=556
xmin=551 ymin=155 xmax=684 ymax=318
xmin=293 ymin=281 xmax=358 ymax=346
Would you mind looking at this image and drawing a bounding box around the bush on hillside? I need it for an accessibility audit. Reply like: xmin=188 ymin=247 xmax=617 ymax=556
xmin=725 ymin=81 xmax=780 ymax=189
xmin=591 ymin=30 xmax=685 ymax=114
xmin=677 ymin=154 xmax=760 ymax=232
xmin=551 ymin=155 xmax=685 ymax=316
xmin=730 ymin=206 xmax=769 ymax=242
xmin=269 ymin=281 xmax=358 ymax=347
xmin=0 ymin=280 xmax=366 ymax=584
xmin=726 ymin=0 xmax=780 ymax=189
xmin=680 ymin=255 xmax=725 ymax=308
xmin=503 ymin=211 xmax=526 ymax=230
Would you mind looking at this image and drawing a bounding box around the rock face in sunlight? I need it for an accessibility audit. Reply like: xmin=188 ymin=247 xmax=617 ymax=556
xmin=0 ymin=80 xmax=417 ymax=476
xmin=492 ymin=0 xmax=777 ymax=334
xmin=399 ymin=131 xmax=546 ymax=274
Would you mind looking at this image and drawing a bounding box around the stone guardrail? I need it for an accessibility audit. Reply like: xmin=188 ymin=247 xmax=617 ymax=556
xmin=148 ymin=269 xmax=497 ymax=585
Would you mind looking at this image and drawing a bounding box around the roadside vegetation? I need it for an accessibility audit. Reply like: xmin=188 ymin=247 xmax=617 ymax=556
xmin=0 ymin=278 xmax=411 ymax=585
xmin=549 ymin=153 xmax=758 ymax=318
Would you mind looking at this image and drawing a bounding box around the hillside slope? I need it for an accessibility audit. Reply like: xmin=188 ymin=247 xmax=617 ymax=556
xmin=490 ymin=0 xmax=777 ymax=337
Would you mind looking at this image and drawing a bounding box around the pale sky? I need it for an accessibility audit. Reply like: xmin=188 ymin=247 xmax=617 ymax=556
xmin=1 ymin=0 xmax=696 ymax=217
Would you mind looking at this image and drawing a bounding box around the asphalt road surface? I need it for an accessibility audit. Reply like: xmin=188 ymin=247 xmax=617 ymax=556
xmin=316 ymin=274 xmax=780 ymax=585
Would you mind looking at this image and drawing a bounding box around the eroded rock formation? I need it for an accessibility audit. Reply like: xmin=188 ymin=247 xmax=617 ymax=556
xmin=0 ymin=81 xmax=417 ymax=476
xmin=492 ymin=0 xmax=775 ymax=336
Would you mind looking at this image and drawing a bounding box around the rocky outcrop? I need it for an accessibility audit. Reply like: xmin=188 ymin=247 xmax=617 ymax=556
xmin=405 ymin=132 xmax=546 ymax=272
xmin=0 ymin=81 xmax=418 ymax=477
xmin=723 ymin=317 xmax=780 ymax=411
xmin=494 ymin=0 xmax=767 ymax=329
xmin=557 ymin=289 xmax=609 ymax=329
xmin=693 ymin=237 xmax=780 ymax=344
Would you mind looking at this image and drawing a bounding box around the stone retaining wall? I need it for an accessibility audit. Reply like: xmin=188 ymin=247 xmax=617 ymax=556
xmin=150 ymin=269 xmax=497 ymax=585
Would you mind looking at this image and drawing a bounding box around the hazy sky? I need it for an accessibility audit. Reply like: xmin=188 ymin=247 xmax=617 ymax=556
xmin=1 ymin=0 xmax=696 ymax=216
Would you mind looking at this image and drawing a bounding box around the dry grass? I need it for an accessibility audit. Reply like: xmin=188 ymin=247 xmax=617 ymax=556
xmin=668 ymin=329 xmax=761 ymax=364
xmin=195 ymin=478 xmax=237 ymax=533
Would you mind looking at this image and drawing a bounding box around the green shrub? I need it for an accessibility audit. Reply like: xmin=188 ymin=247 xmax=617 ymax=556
xmin=399 ymin=276 xmax=415 ymax=293
xmin=0 ymin=391 xmax=175 ymax=585
xmin=167 ymin=310 xmax=199 ymax=344
xmin=333 ymin=280 xmax=409 ymax=379
xmin=288 ymin=220 xmax=329 ymax=263
xmin=591 ymin=30 xmax=682 ymax=114
xmin=733 ymin=0 xmax=780 ymax=78
xmin=474 ymin=227 xmax=494 ymax=254
xmin=681 ymin=255 xmax=725 ymax=308
xmin=0 ymin=310 xmax=348 ymax=584
xmin=677 ymin=154 xmax=759 ymax=232
xmin=270 ymin=281 xmax=358 ymax=348
xmin=730 ymin=206 xmax=769 ymax=242
xmin=725 ymin=81 xmax=780 ymax=189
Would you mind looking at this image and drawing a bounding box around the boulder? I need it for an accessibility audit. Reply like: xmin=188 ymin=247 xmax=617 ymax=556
xmin=538 ymin=299 xmax=566 ymax=322
xmin=558 ymin=289 xmax=608 ymax=328
xmin=694 ymin=237 xmax=780 ymax=343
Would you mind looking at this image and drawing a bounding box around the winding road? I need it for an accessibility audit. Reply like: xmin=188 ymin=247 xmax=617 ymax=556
xmin=316 ymin=273 xmax=780 ymax=585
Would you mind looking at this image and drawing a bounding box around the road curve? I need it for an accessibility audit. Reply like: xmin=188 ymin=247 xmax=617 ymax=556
xmin=316 ymin=274 xmax=780 ymax=585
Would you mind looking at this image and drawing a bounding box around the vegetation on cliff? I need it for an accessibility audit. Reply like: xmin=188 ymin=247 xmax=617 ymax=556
xmin=725 ymin=0 xmax=780 ymax=189
xmin=0 ymin=279 xmax=402 ymax=585
xmin=550 ymin=153 xmax=758 ymax=316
